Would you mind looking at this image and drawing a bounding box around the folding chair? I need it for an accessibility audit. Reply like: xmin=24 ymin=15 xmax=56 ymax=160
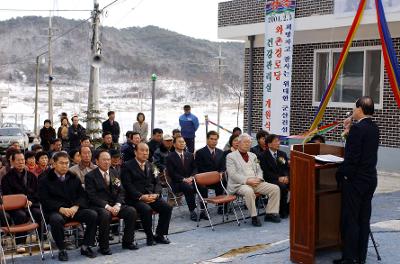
xmin=109 ymin=216 xmax=123 ymax=244
xmin=164 ymin=171 xmax=185 ymax=212
xmin=0 ymin=230 xmax=5 ymax=264
xmin=0 ymin=194 xmax=44 ymax=261
xmin=193 ymin=171 xmax=240 ymax=231
xmin=63 ymin=221 xmax=81 ymax=248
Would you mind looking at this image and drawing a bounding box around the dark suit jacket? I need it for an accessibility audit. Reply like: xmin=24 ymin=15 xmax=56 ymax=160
xmin=250 ymin=145 xmax=266 ymax=158
xmin=259 ymin=149 xmax=289 ymax=184
xmin=121 ymin=159 xmax=162 ymax=203
xmin=39 ymin=169 xmax=88 ymax=213
xmin=102 ymin=120 xmax=120 ymax=143
xmin=337 ymin=118 xmax=380 ymax=189
xmin=195 ymin=146 xmax=225 ymax=173
xmin=85 ymin=167 xmax=124 ymax=208
xmin=166 ymin=151 xmax=196 ymax=183
xmin=1 ymin=168 xmax=39 ymax=205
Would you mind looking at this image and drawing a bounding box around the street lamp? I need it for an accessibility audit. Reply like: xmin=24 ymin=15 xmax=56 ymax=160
xmin=151 ymin=73 xmax=157 ymax=133
xmin=35 ymin=52 xmax=47 ymax=136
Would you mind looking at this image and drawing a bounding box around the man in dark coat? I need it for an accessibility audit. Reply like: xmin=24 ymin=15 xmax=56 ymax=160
xmin=259 ymin=134 xmax=290 ymax=218
xmin=96 ymin=132 xmax=119 ymax=152
xmin=147 ymin=128 xmax=163 ymax=161
xmin=334 ymin=96 xmax=380 ymax=264
xmin=85 ymin=149 xmax=138 ymax=255
xmin=121 ymin=132 xmax=140 ymax=162
xmin=68 ymin=116 xmax=86 ymax=151
xmin=102 ymin=111 xmax=120 ymax=144
xmin=1 ymin=151 xmax=42 ymax=248
xmin=250 ymin=130 xmax=269 ymax=158
xmin=39 ymin=119 xmax=56 ymax=151
xmin=121 ymin=143 xmax=172 ymax=246
xmin=166 ymin=136 xmax=206 ymax=221
xmin=39 ymin=152 xmax=97 ymax=261
xmin=194 ymin=131 xmax=226 ymax=213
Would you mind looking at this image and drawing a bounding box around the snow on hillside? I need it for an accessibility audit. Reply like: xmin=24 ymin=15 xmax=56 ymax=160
xmin=0 ymin=80 xmax=243 ymax=150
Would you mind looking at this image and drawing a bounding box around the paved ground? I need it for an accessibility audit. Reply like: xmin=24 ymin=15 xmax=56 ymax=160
xmin=7 ymin=171 xmax=400 ymax=264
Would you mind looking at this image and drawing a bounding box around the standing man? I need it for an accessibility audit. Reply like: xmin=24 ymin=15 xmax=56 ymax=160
xmin=68 ymin=116 xmax=86 ymax=151
xmin=179 ymin=105 xmax=199 ymax=153
xmin=85 ymin=150 xmax=138 ymax=255
xmin=334 ymin=96 xmax=380 ymax=264
xmin=102 ymin=111 xmax=120 ymax=144
xmin=39 ymin=152 xmax=97 ymax=261
xmin=121 ymin=143 xmax=172 ymax=246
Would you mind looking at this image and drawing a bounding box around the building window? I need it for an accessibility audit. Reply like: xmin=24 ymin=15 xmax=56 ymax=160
xmin=314 ymin=47 xmax=383 ymax=107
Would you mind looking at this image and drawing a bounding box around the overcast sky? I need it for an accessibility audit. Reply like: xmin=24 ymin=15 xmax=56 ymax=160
xmin=0 ymin=0 xmax=228 ymax=41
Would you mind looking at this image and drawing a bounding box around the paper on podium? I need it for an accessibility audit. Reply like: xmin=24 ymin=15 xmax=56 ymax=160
xmin=314 ymin=154 xmax=344 ymax=163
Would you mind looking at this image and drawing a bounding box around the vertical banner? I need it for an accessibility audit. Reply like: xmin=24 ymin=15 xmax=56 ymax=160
xmin=263 ymin=0 xmax=296 ymax=136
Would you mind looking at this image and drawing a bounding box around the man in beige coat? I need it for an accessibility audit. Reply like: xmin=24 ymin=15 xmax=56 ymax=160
xmin=226 ymin=133 xmax=281 ymax=226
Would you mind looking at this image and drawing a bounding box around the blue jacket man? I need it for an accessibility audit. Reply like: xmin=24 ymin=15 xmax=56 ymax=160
xmin=179 ymin=105 xmax=199 ymax=153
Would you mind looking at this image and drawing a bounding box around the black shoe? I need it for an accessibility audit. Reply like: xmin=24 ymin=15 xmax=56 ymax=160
xmin=200 ymin=211 xmax=209 ymax=220
xmin=146 ymin=237 xmax=156 ymax=246
xmin=190 ymin=211 xmax=198 ymax=221
xmin=154 ymin=234 xmax=170 ymax=244
xmin=122 ymin=242 xmax=139 ymax=250
xmin=332 ymin=258 xmax=359 ymax=264
xmin=98 ymin=248 xmax=112 ymax=255
xmin=109 ymin=234 xmax=115 ymax=241
xmin=58 ymin=250 xmax=68 ymax=262
xmin=264 ymin=213 xmax=281 ymax=223
xmin=251 ymin=216 xmax=262 ymax=227
xmin=280 ymin=212 xmax=289 ymax=219
xmin=81 ymin=247 xmax=96 ymax=258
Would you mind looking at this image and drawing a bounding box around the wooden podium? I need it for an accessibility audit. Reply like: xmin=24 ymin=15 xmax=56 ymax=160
xmin=289 ymin=143 xmax=344 ymax=264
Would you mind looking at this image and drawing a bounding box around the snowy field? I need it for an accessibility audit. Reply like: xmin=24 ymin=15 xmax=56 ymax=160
xmin=0 ymin=80 xmax=243 ymax=150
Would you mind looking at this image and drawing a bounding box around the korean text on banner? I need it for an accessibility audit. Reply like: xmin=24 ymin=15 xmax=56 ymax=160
xmin=263 ymin=0 xmax=296 ymax=136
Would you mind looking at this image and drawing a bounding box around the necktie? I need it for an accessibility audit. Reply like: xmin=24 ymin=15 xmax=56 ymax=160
xmin=211 ymin=151 xmax=216 ymax=160
xmin=180 ymin=154 xmax=185 ymax=166
xmin=104 ymin=171 xmax=110 ymax=186
xmin=140 ymin=163 xmax=145 ymax=171
xmin=60 ymin=175 xmax=65 ymax=182
xmin=274 ymin=152 xmax=278 ymax=163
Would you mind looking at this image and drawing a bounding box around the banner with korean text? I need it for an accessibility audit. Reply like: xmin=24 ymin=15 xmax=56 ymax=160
xmin=263 ymin=0 xmax=296 ymax=136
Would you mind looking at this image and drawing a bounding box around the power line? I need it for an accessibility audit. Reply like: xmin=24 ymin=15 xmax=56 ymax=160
xmin=0 ymin=9 xmax=92 ymax=12
xmin=0 ymin=0 xmax=123 ymax=68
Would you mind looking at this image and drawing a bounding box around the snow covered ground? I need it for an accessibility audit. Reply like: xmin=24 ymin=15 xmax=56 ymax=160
xmin=0 ymin=80 xmax=243 ymax=150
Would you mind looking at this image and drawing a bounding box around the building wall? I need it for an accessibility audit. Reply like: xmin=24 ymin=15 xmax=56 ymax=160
xmin=243 ymin=38 xmax=400 ymax=148
xmin=218 ymin=0 xmax=334 ymax=27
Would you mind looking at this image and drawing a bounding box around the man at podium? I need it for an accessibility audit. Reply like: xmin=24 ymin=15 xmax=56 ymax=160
xmin=335 ymin=96 xmax=380 ymax=264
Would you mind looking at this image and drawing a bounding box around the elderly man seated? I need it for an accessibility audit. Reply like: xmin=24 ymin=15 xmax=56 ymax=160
xmin=226 ymin=133 xmax=281 ymax=227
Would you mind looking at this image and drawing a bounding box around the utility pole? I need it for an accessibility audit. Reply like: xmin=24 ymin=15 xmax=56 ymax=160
xmin=215 ymin=45 xmax=225 ymax=133
xmin=35 ymin=52 xmax=47 ymax=136
xmin=151 ymin=73 xmax=157 ymax=133
xmin=47 ymin=15 xmax=53 ymax=123
xmin=87 ymin=0 xmax=101 ymax=138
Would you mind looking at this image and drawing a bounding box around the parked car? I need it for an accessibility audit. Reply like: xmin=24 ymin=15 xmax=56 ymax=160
xmin=0 ymin=127 xmax=29 ymax=153
xmin=1 ymin=123 xmax=35 ymax=142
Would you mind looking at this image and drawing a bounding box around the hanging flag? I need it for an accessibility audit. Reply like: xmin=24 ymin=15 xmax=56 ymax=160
xmin=309 ymin=0 xmax=367 ymax=132
xmin=375 ymin=0 xmax=400 ymax=108
xmin=263 ymin=0 xmax=296 ymax=136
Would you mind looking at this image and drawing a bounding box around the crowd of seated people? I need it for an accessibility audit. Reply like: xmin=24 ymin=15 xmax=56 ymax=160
xmin=0 ymin=110 xmax=329 ymax=262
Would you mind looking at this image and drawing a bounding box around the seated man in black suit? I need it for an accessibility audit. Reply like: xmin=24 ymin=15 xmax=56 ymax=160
xmin=121 ymin=142 xmax=172 ymax=246
xmin=85 ymin=149 xmax=138 ymax=255
xmin=166 ymin=136 xmax=207 ymax=221
xmin=194 ymin=131 xmax=226 ymax=214
xmin=259 ymin=134 xmax=290 ymax=218
xmin=39 ymin=152 xmax=97 ymax=261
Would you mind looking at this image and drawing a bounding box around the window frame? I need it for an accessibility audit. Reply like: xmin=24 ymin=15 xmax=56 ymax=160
xmin=312 ymin=46 xmax=384 ymax=109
